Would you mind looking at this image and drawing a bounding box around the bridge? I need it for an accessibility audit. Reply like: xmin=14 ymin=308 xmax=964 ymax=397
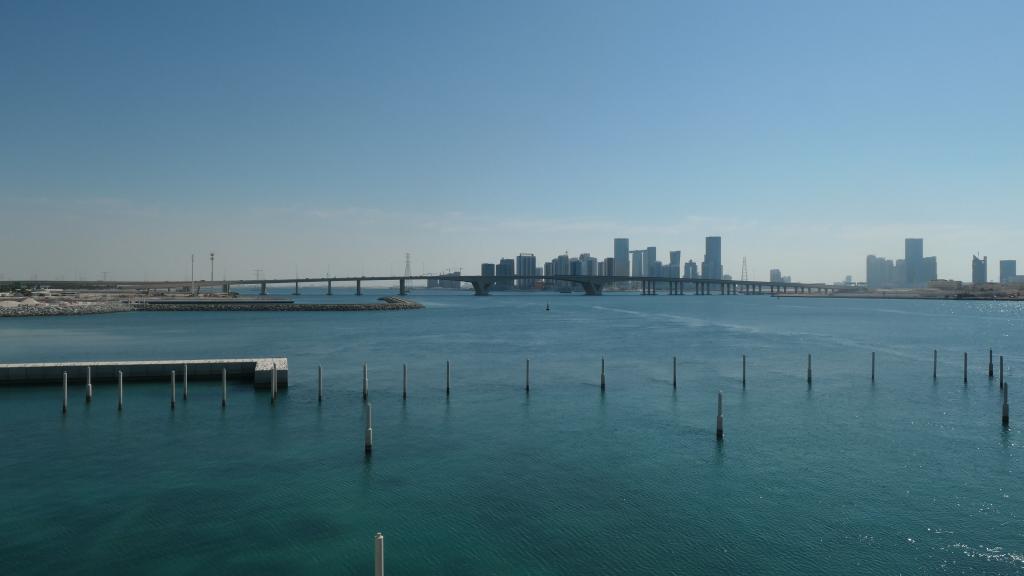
xmin=9 ymin=275 xmax=836 ymax=297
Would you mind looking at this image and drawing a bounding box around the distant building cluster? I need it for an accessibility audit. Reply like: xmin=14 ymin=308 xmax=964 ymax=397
xmin=451 ymin=236 xmax=782 ymax=291
xmin=865 ymin=238 xmax=938 ymax=289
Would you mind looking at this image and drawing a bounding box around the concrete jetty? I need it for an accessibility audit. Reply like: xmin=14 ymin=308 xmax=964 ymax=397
xmin=0 ymin=358 xmax=288 ymax=388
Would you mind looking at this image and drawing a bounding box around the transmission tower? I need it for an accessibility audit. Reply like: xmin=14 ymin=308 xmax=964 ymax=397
xmin=404 ymin=253 xmax=412 ymax=277
xmin=740 ymin=257 xmax=749 ymax=281
xmin=210 ymin=252 xmax=215 ymax=281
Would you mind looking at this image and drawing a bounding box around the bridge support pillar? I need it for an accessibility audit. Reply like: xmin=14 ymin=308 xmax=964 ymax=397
xmin=582 ymin=281 xmax=604 ymax=295
xmin=222 ymin=283 xmax=230 ymax=293
xmin=260 ymin=282 xmax=267 ymax=296
xmin=293 ymin=281 xmax=300 ymax=296
xmin=470 ymin=280 xmax=492 ymax=296
xmin=399 ymin=278 xmax=407 ymax=296
xmin=356 ymin=280 xmax=362 ymax=296
xmin=327 ymin=280 xmax=332 ymax=296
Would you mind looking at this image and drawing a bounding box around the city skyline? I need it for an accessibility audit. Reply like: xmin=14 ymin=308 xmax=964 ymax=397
xmin=3 ymin=2 xmax=1024 ymax=282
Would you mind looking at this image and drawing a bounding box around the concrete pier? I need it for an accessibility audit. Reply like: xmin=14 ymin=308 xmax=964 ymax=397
xmin=0 ymin=358 xmax=288 ymax=388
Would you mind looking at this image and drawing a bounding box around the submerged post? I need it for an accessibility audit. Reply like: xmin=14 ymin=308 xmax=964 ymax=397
xmin=402 ymin=364 xmax=408 ymax=399
xmin=989 ymin=349 xmax=994 ymax=378
xmin=363 ymin=363 xmax=369 ymax=401
xmin=807 ymin=354 xmax=812 ymax=386
xmin=86 ymin=366 xmax=93 ymax=403
xmin=871 ymin=352 xmax=876 ymax=383
xmin=364 ymin=403 xmax=374 ymax=454
xmin=62 ymin=371 xmax=68 ymax=414
xmin=374 ymin=532 xmax=384 ymax=576
xmin=446 ymin=360 xmax=451 ymax=396
xmin=673 ymin=356 xmax=677 ymax=388
xmin=963 ymin=353 xmax=968 ymax=384
xmin=525 ymin=359 xmax=530 ymax=393
xmin=601 ymin=357 xmax=606 ymax=391
xmin=117 ymin=370 xmax=124 ymax=411
xmin=183 ymin=364 xmax=189 ymax=401
xmin=221 ymin=368 xmax=227 ymax=407
xmin=317 ymin=365 xmax=323 ymax=403
xmin=170 ymin=370 xmax=176 ymax=410
xmin=716 ymin=391 xmax=724 ymax=440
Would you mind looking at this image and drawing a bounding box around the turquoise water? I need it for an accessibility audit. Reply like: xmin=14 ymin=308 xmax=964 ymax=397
xmin=0 ymin=290 xmax=1021 ymax=575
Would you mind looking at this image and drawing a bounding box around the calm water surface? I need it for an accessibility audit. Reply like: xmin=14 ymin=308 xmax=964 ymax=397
xmin=0 ymin=290 xmax=1021 ymax=575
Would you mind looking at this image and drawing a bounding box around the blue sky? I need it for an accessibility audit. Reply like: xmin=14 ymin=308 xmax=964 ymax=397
xmin=2 ymin=0 xmax=1022 ymax=282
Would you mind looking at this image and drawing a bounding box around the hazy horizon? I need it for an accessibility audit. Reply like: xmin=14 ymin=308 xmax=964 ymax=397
xmin=2 ymin=1 xmax=1022 ymax=283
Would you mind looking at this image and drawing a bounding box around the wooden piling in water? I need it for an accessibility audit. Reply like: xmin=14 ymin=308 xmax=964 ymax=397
xmin=807 ymin=354 xmax=812 ymax=386
xmin=171 ymin=370 xmax=176 ymax=410
xmin=525 ymin=359 xmax=530 ymax=393
xmin=999 ymin=356 xmax=1004 ymax=388
xmin=271 ymin=363 xmax=278 ymax=404
xmin=374 ymin=532 xmax=384 ymax=576
xmin=221 ymin=368 xmax=227 ymax=407
xmin=1003 ymin=382 xmax=1010 ymax=426
xmin=446 ymin=360 xmax=451 ymax=396
xmin=402 ymin=364 xmax=408 ymax=399
xmin=963 ymin=353 xmax=968 ymax=384
xmin=672 ymin=356 xmax=677 ymax=388
xmin=933 ymin=350 xmax=937 ymax=380
xmin=364 ymin=403 xmax=374 ymax=454
xmin=86 ymin=366 xmax=92 ymax=403
xmin=871 ymin=352 xmax=876 ymax=382
xmin=989 ymin=349 xmax=994 ymax=378
xmin=317 ymin=365 xmax=323 ymax=403
xmin=716 ymin=391 xmax=724 ymax=440
xmin=183 ymin=364 xmax=189 ymax=400
xmin=742 ymin=355 xmax=747 ymax=387
xmin=62 ymin=371 xmax=68 ymax=414
xmin=363 ymin=363 xmax=369 ymax=401
xmin=117 ymin=370 xmax=123 ymax=411
xmin=601 ymin=357 xmax=606 ymax=391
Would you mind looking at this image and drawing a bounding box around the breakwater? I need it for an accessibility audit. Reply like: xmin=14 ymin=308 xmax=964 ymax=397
xmin=0 ymin=301 xmax=131 ymax=317
xmin=0 ymin=358 xmax=289 ymax=387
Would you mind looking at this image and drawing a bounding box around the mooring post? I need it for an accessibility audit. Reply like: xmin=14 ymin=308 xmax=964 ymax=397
xmin=999 ymin=355 xmax=1004 ymax=389
xmin=271 ymin=363 xmax=278 ymax=404
xmin=170 ymin=370 xmax=176 ymax=410
xmin=446 ymin=360 xmax=451 ymax=396
xmin=86 ymin=366 xmax=92 ymax=403
xmin=183 ymin=364 xmax=189 ymax=401
xmin=871 ymin=352 xmax=876 ymax=382
xmin=933 ymin=350 xmax=938 ymax=380
xmin=807 ymin=354 xmax=812 ymax=386
xmin=221 ymin=368 xmax=227 ymax=407
xmin=601 ymin=357 xmax=606 ymax=391
xmin=716 ymin=391 xmax=724 ymax=440
xmin=364 ymin=403 xmax=374 ymax=454
xmin=363 ymin=363 xmax=369 ymax=401
xmin=1003 ymin=382 xmax=1010 ymax=426
xmin=673 ymin=356 xmax=677 ymax=388
xmin=989 ymin=349 xmax=994 ymax=378
xmin=963 ymin=353 xmax=968 ymax=384
xmin=742 ymin=355 xmax=747 ymax=387
xmin=62 ymin=371 xmax=68 ymax=414
xmin=117 ymin=370 xmax=124 ymax=411
xmin=525 ymin=359 xmax=530 ymax=392
xmin=402 ymin=364 xmax=408 ymax=399
xmin=374 ymin=532 xmax=384 ymax=576
xmin=317 ymin=365 xmax=323 ymax=403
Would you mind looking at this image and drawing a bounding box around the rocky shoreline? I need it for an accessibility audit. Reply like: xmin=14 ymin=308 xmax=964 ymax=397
xmin=1 ymin=297 xmax=424 ymax=317
xmin=0 ymin=301 xmax=133 ymax=317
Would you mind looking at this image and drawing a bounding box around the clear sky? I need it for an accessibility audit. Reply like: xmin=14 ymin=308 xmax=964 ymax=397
xmin=2 ymin=0 xmax=1022 ymax=282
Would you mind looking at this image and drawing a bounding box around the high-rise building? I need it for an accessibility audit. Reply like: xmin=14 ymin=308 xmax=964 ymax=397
xmin=921 ymin=256 xmax=937 ymax=284
xmin=702 ymin=236 xmax=722 ymax=279
xmin=481 ymin=263 xmax=495 ymax=277
xmin=496 ymin=258 xmax=515 ymax=290
xmin=602 ymin=257 xmax=615 ymax=277
xmin=1000 ymin=260 xmax=1017 ymax=284
xmin=770 ymin=268 xmax=783 ymax=283
xmin=904 ymin=238 xmax=924 ymax=287
xmin=667 ymin=250 xmax=681 ymax=278
xmin=866 ymin=255 xmax=896 ymax=288
xmin=579 ymin=253 xmax=598 ymax=276
xmin=645 ymin=247 xmax=657 ymax=277
xmin=631 ymin=250 xmax=645 ymax=278
xmin=515 ymin=253 xmax=536 ymax=289
xmin=613 ymin=238 xmax=629 ymax=277
xmin=683 ymin=260 xmax=698 ymax=279
xmin=972 ymin=255 xmax=988 ymax=285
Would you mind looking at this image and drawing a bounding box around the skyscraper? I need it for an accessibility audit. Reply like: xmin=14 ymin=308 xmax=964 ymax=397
xmin=481 ymin=263 xmax=495 ymax=276
xmin=613 ymin=238 xmax=629 ymax=277
xmin=515 ymin=253 xmax=536 ymax=289
xmin=1000 ymin=260 xmax=1017 ymax=284
xmin=496 ymin=258 xmax=515 ymax=290
xmin=683 ymin=260 xmax=698 ymax=279
xmin=645 ymin=247 xmax=657 ymax=277
xmin=668 ymin=251 xmax=681 ymax=278
xmin=631 ymin=250 xmax=645 ymax=278
xmin=905 ymin=238 xmax=924 ymax=287
xmin=972 ymin=255 xmax=988 ymax=285
xmin=702 ymin=236 xmax=722 ymax=279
